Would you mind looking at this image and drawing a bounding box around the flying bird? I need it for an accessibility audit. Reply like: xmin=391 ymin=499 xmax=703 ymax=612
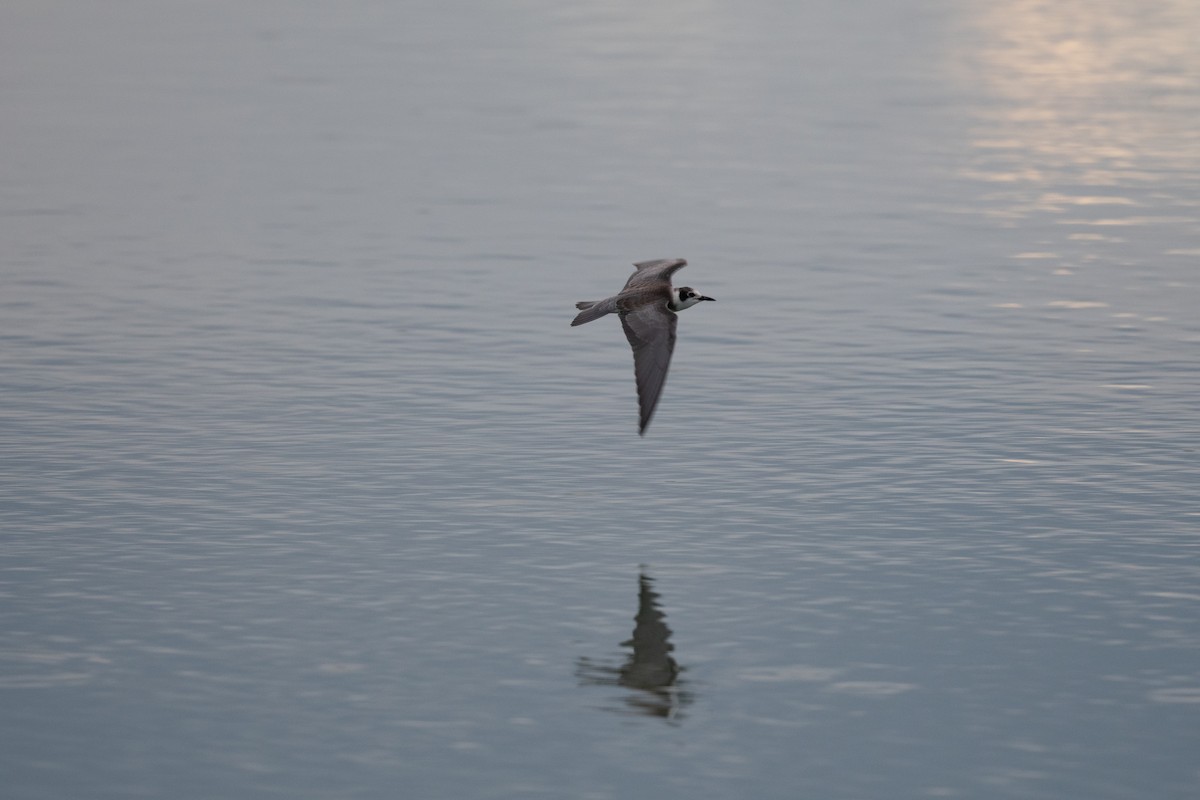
xmin=571 ymin=258 xmax=714 ymax=435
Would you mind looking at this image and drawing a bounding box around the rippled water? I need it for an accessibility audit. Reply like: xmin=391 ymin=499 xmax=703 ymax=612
xmin=3 ymin=1 xmax=1199 ymax=798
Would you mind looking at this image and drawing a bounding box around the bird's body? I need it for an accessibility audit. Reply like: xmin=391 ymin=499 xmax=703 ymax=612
xmin=571 ymin=258 xmax=713 ymax=435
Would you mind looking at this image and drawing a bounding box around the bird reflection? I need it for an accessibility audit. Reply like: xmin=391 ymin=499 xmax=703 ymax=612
xmin=577 ymin=570 xmax=692 ymax=720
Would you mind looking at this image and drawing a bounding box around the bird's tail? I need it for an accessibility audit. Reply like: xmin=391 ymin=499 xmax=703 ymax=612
xmin=571 ymin=298 xmax=617 ymax=326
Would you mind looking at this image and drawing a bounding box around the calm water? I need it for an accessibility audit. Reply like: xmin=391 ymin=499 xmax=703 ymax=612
xmin=3 ymin=1 xmax=1199 ymax=798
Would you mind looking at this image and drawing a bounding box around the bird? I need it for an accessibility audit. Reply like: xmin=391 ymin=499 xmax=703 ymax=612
xmin=571 ymin=258 xmax=714 ymax=435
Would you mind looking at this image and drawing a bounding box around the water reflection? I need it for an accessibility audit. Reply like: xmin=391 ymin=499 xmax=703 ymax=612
xmin=952 ymin=0 xmax=1200 ymax=222
xmin=577 ymin=571 xmax=692 ymax=721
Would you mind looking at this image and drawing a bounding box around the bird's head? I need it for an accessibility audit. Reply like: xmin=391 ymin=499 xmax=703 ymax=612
xmin=670 ymin=286 xmax=715 ymax=312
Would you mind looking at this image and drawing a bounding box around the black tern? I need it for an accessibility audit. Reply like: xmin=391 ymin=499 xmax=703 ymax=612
xmin=571 ymin=258 xmax=714 ymax=435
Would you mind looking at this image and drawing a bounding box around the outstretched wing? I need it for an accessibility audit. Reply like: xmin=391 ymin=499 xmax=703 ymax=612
xmin=620 ymin=302 xmax=678 ymax=435
xmin=623 ymin=258 xmax=687 ymax=290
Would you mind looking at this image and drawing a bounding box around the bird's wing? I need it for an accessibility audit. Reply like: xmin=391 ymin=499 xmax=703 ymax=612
xmin=620 ymin=301 xmax=678 ymax=435
xmin=623 ymin=258 xmax=687 ymax=290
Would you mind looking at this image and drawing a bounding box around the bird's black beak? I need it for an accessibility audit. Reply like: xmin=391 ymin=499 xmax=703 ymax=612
xmin=699 ymin=295 xmax=715 ymax=302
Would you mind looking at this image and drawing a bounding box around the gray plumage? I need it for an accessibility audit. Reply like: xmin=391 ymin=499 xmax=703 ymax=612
xmin=571 ymin=259 xmax=714 ymax=435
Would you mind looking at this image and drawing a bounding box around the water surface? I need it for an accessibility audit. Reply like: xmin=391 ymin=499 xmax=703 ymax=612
xmin=3 ymin=1 xmax=1199 ymax=798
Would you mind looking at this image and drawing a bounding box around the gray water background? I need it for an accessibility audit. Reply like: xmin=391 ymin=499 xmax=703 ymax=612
xmin=3 ymin=1 xmax=1199 ymax=798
